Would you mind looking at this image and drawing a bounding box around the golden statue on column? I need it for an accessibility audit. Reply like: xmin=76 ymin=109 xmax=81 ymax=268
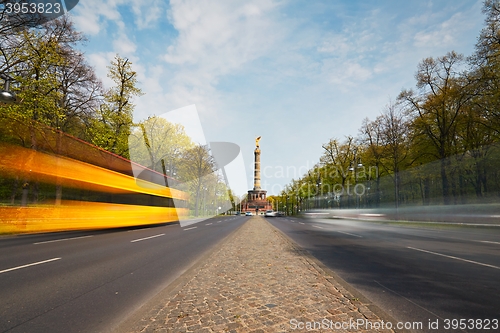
xmin=241 ymin=136 xmax=272 ymax=215
xmin=255 ymin=136 xmax=261 ymax=148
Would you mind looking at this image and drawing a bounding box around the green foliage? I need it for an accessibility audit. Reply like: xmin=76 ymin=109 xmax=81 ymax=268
xmin=177 ymin=144 xmax=218 ymax=216
xmin=3 ymin=30 xmax=65 ymax=133
xmin=86 ymin=55 xmax=143 ymax=159
xmin=128 ymin=115 xmax=193 ymax=173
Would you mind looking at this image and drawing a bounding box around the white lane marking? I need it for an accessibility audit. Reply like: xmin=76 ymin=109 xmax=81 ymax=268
xmin=478 ymin=240 xmax=500 ymax=245
xmin=0 ymin=258 xmax=61 ymax=275
xmin=183 ymin=227 xmax=198 ymax=230
xmin=299 ymin=222 xmax=304 ymax=225
xmin=34 ymin=235 xmax=93 ymax=245
xmin=313 ymin=225 xmax=324 ymax=229
xmin=336 ymin=231 xmax=362 ymax=238
xmin=206 ymin=223 xmax=213 ymax=225
xmin=128 ymin=225 xmax=176 ymax=232
xmin=407 ymin=247 xmax=500 ymax=270
xmin=130 ymin=234 xmax=165 ymax=243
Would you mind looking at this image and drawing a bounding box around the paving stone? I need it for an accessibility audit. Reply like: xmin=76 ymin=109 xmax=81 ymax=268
xmin=133 ymin=217 xmax=394 ymax=332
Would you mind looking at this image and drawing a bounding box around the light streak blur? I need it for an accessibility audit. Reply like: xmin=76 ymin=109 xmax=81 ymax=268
xmin=0 ymin=143 xmax=188 ymax=233
xmin=0 ymin=201 xmax=180 ymax=233
xmin=0 ymin=143 xmax=188 ymax=200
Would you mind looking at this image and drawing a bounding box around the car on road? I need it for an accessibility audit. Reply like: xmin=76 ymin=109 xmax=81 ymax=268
xmin=245 ymin=212 xmax=252 ymax=216
xmin=264 ymin=210 xmax=277 ymax=217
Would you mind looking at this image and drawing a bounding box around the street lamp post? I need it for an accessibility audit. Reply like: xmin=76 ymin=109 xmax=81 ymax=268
xmin=348 ymin=149 xmax=363 ymax=209
xmin=316 ymin=173 xmax=321 ymax=209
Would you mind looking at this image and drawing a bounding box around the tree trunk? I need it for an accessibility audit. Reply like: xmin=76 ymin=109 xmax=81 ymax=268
xmin=55 ymin=185 xmax=63 ymax=205
xmin=21 ymin=180 xmax=29 ymax=207
xmin=55 ymin=130 xmax=63 ymax=205
xmin=421 ymin=177 xmax=431 ymax=206
xmin=10 ymin=177 xmax=19 ymax=205
xmin=440 ymin=158 xmax=451 ymax=205
xmin=195 ymin=183 xmax=201 ymax=217
xmin=459 ymin=173 xmax=467 ymax=204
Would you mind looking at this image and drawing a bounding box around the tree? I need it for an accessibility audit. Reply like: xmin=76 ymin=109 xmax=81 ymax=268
xmin=359 ymin=117 xmax=384 ymax=207
xmin=1 ymin=27 xmax=66 ymax=205
xmin=178 ymin=144 xmax=217 ymax=216
xmin=128 ymin=116 xmax=193 ymax=176
xmin=398 ymin=51 xmax=473 ymax=204
xmin=87 ymin=55 xmax=143 ymax=158
xmin=52 ymin=19 xmax=102 ymax=136
xmin=380 ymin=101 xmax=410 ymax=207
xmin=469 ymin=0 xmax=500 ymax=139
xmin=320 ymin=136 xmax=362 ymax=208
xmin=0 ymin=17 xmax=103 ymax=205
xmin=0 ymin=4 xmax=48 ymax=77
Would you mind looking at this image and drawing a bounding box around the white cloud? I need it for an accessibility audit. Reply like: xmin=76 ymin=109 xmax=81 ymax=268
xmin=156 ymin=0 xmax=286 ymax=126
xmin=131 ymin=1 xmax=165 ymax=29
xmin=72 ymin=0 xmax=125 ymax=35
xmin=399 ymin=1 xmax=483 ymax=54
xmin=87 ymin=52 xmax=116 ymax=88
xmin=112 ymin=32 xmax=137 ymax=56
xmin=71 ymin=10 xmax=101 ymax=35
xmin=317 ymin=34 xmax=351 ymax=55
xmin=414 ymin=12 xmax=465 ymax=48
xmin=164 ymin=0 xmax=282 ymax=71
xmin=72 ymin=0 xmax=163 ymax=35
xmin=321 ymin=59 xmax=372 ymax=87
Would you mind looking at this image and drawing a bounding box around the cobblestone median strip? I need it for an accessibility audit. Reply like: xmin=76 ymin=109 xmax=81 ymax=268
xmin=134 ymin=217 xmax=394 ymax=333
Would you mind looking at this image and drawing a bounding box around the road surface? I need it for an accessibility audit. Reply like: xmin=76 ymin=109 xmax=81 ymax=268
xmin=0 ymin=215 xmax=247 ymax=333
xmin=268 ymin=216 xmax=500 ymax=332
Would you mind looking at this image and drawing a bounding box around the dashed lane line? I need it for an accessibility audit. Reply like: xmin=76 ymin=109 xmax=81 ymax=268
xmin=407 ymin=246 xmax=500 ymax=270
xmin=34 ymin=235 xmax=93 ymax=245
xmin=131 ymin=234 xmax=165 ymax=243
xmin=478 ymin=240 xmax=500 ymax=245
xmin=336 ymin=231 xmax=363 ymax=238
xmin=0 ymin=258 xmax=61 ymax=275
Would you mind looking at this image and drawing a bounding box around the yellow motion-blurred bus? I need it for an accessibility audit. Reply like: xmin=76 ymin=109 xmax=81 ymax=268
xmin=0 ymin=122 xmax=188 ymax=234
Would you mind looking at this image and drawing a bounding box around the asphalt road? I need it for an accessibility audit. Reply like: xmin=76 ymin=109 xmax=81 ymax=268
xmin=0 ymin=215 xmax=247 ymax=333
xmin=268 ymin=216 xmax=500 ymax=333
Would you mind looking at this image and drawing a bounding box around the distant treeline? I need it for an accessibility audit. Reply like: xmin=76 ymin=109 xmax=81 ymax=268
xmin=273 ymin=1 xmax=500 ymax=211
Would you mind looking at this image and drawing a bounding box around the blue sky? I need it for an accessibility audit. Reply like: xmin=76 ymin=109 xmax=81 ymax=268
xmin=71 ymin=0 xmax=485 ymax=196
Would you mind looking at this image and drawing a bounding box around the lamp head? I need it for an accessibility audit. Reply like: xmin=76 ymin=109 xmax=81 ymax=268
xmin=0 ymin=76 xmax=17 ymax=104
xmin=0 ymin=90 xmax=17 ymax=104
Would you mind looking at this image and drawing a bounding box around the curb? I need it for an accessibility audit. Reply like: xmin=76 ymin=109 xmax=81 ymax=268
xmin=265 ymin=218 xmax=411 ymax=333
xmin=112 ymin=219 xmax=248 ymax=333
